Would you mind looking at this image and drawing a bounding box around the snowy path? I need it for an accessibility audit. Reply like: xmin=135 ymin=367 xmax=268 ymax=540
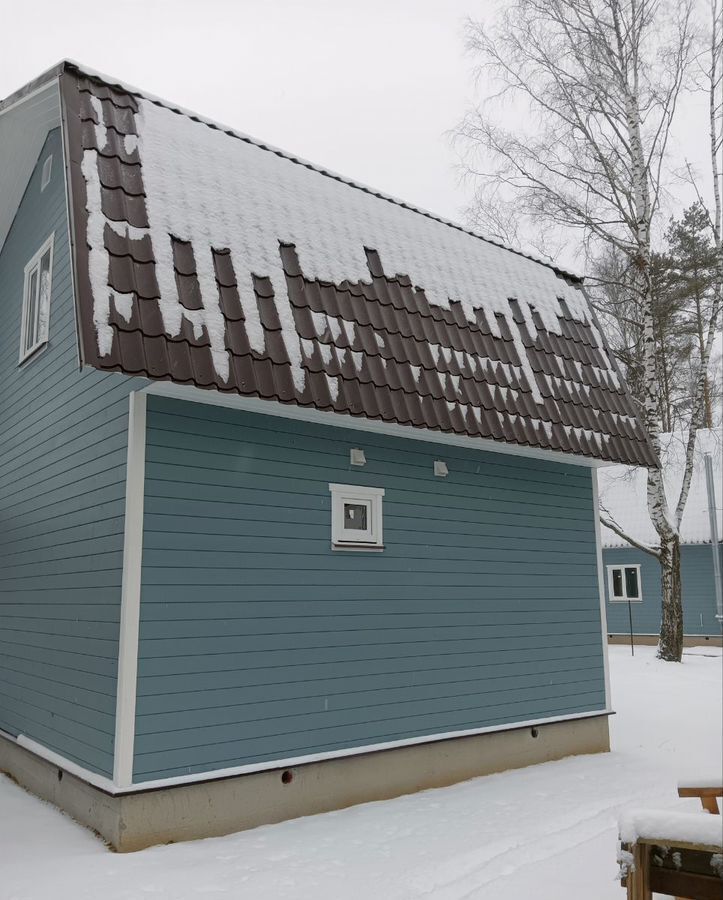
xmin=1 ymin=645 xmax=721 ymax=900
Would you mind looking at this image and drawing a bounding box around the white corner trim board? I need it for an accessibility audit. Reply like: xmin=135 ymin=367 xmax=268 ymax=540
xmin=592 ymin=471 xmax=612 ymax=710
xmin=113 ymin=391 xmax=147 ymax=788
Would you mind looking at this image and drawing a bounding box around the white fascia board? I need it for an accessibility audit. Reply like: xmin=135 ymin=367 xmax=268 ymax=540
xmin=143 ymin=380 xmax=605 ymax=469
xmin=8 ymin=708 xmax=612 ymax=795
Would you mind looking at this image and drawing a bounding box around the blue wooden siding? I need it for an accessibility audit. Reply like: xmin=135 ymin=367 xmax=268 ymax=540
xmin=135 ymin=395 xmax=607 ymax=781
xmin=0 ymin=127 xmax=139 ymax=777
xmin=604 ymin=545 xmax=723 ymax=636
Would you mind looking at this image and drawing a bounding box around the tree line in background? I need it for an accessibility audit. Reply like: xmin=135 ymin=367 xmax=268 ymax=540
xmin=457 ymin=0 xmax=722 ymax=661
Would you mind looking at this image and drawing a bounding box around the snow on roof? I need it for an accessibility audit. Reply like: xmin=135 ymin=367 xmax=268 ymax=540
xmin=599 ymin=429 xmax=723 ymax=548
xmin=58 ymin=65 xmax=657 ymax=466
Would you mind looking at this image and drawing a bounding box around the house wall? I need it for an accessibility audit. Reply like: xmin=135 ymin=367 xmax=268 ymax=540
xmin=603 ymin=544 xmax=723 ymax=636
xmin=0 ymin=127 xmax=138 ymax=778
xmin=134 ymin=394 xmax=607 ymax=782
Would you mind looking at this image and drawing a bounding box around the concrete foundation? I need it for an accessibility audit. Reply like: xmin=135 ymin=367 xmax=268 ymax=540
xmin=608 ymin=633 xmax=722 ymax=647
xmin=1 ymin=714 xmax=610 ymax=852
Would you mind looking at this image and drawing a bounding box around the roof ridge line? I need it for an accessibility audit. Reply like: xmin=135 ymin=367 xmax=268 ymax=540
xmin=60 ymin=58 xmax=584 ymax=286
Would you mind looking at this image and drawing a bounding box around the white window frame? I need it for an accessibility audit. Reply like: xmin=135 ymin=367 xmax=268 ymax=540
xmin=19 ymin=234 xmax=54 ymax=364
xmin=329 ymin=483 xmax=385 ymax=550
xmin=40 ymin=155 xmax=53 ymax=192
xmin=607 ymin=564 xmax=642 ymax=602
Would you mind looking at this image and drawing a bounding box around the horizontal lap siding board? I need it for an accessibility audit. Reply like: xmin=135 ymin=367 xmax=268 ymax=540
xmin=604 ymin=545 xmax=723 ymax=636
xmin=134 ymin=394 xmax=606 ymax=781
xmin=0 ymin=127 xmax=142 ymax=777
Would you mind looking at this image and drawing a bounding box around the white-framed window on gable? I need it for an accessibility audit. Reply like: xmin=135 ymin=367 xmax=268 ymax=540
xmin=329 ymin=483 xmax=385 ymax=550
xmin=20 ymin=234 xmax=54 ymax=364
xmin=607 ymin=564 xmax=642 ymax=602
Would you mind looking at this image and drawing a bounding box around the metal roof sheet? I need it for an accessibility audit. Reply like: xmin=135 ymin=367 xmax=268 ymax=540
xmin=54 ymin=64 xmax=656 ymax=466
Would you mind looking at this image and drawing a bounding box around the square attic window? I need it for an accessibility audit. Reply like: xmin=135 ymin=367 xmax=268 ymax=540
xmin=329 ymin=483 xmax=385 ymax=550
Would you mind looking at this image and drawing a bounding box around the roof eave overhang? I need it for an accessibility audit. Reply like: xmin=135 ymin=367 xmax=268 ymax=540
xmin=143 ymin=378 xmax=612 ymax=469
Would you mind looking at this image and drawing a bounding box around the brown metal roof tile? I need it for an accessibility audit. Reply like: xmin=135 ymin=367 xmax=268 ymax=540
xmin=218 ymin=283 xmax=244 ymax=322
xmin=108 ymin=253 xmax=159 ymax=300
xmin=115 ymin=329 xmax=147 ymax=374
xmin=279 ymin=243 xmax=302 ymax=277
xmin=141 ymin=334 xmax=172 ymax=379
xmin=165 ymin=340 xmax=195 ymax=383
xmin=171 ymin=238 xmax=197 ymax=276
xmin=63 ymin=69 xmax=655 ymax=467
xmin=257 ymin=295 xmax=283 ymax=332
xmin=187 ymin=342 xmax=220 ymax=387
xmin=104 ymin=224 xmax=153 ymax=263
xmin=77 ymin=77 xmax=138 ymax=110
xmin=81 ymin=120 xmax=140 ymax=164
xmin=225 ymin=320 xmax=254 ymax=357
xmin=101 ymin=186 xmax=148 ymax=228
xmin=211 ymin=249 xmax=236 ymax=293
xmin=135 ymin=295 xmax=168 ymax=337
xmin=96 ymin=155 xmax=144 ymax=195
xmin=174 ymin=271 xmax=203 ymax=311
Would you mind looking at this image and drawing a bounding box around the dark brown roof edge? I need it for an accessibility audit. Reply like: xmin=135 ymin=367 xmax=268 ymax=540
xmin=53 ymin=59 xmax=584 ymax=288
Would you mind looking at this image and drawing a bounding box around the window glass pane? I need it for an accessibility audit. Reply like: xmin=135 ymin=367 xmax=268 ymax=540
xmin=612 ymin=568 xmax=623 ymax=597
xmin=26 ymin=268 xmax=39 ymax=351
xmin=37 ymin=250 xmax=52 ymax=342
xmin=625 ymin=567 xmax=639 ymax=599
xmin=343 ymin=502 xmax=368 ymax=531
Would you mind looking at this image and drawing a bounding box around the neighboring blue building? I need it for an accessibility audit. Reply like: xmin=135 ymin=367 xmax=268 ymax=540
xmin=599 ymin=430 xmax=722 ymax=643
xmin=0 ymin=63 xmax=656 ymax=850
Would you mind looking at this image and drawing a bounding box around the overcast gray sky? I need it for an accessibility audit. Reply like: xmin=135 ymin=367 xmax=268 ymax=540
xmin=0 ymin=0 xmax=713 ymax=268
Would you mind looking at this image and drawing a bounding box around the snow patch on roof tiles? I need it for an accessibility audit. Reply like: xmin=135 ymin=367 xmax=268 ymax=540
xmin=134 ymin=98 xmax=590 ymax=393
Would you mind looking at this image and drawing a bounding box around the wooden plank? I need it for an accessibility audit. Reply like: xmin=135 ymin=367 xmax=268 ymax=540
xmin=649 ymin=868 xmax=723 ymax=899
xmin=678 ymin=785 xmax=722 ymax=815
xmin=626 ymin=843 xmax=652 ymax=900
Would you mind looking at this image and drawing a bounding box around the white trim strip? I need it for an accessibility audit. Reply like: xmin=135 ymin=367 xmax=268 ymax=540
xmin=113 ymin=391 xmax=147 ymax=788
xmin=9 ymin=708 xmax=611 ymax=796
xmin=592 ymin=470 xmax=612 ymax=709
xmin=15 ymin=735 xmax=116 ymax=793
xmin=118 ymin=708 xmax=614 ymax=792
xmin=144 ymin=380 xmax=607 ymax=469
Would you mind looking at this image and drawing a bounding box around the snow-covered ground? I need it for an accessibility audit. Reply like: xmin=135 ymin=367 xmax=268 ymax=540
xmin=1 ymin=645 xmax=721 ymax=900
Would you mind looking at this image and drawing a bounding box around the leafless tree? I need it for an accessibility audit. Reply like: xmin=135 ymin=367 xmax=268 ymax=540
xmin=456 ymin=0 xmax=722 ymax=660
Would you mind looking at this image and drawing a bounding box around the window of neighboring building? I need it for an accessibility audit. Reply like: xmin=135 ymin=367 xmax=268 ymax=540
xmin=607 ymin=564 xmax=642 ymax=602
xmin=329 ymin=483 xmax=384 ymax=549
xmin=40 ymin=155 xmax=53 ymax=192
xmin=20 ymin=234 xmax=54 ymax=363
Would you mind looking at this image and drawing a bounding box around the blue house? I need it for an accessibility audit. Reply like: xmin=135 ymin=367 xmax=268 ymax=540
xmin=0 ymin=62 xmax=657 ymax=850
xmin=599 ymin=430 xmax=723 ymax=645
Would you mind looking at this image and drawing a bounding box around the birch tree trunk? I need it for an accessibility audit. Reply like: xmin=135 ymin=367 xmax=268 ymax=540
xmin=658 ymin=534 xmax=683 ymax=660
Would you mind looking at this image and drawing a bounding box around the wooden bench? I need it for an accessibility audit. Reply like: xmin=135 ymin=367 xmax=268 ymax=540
xmin=619 ymin=810 xmax=723 ymax=900
xmin=678 ymin=783 xmax=722 ymax=816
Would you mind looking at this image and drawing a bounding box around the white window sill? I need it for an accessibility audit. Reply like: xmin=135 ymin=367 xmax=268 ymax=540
xmin=18 ymin=340 xmax=49 ymax=366
xmin=332 ymin=543 xmax=386 ymax=552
